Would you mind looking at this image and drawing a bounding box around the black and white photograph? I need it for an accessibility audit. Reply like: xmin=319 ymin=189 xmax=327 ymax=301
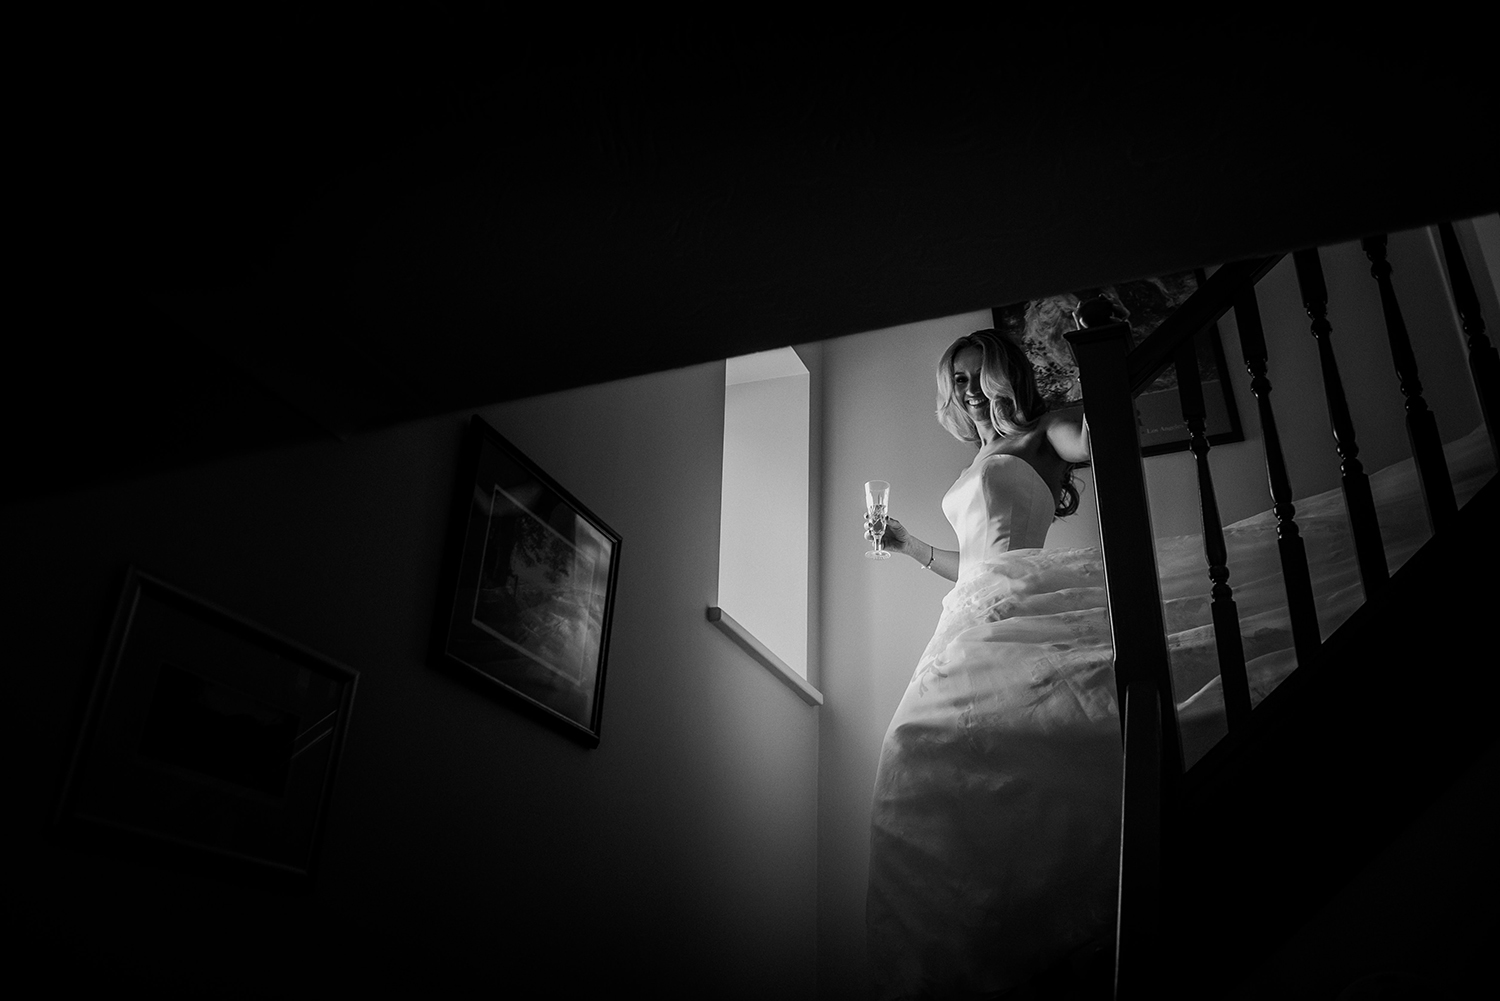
xmin=435 ymin=415 xmax=621 ymax=746
xmin=55 ymin=569 xmax=358 ymax=887
xmin=11 ymin=15 xmax=1496 ymax=999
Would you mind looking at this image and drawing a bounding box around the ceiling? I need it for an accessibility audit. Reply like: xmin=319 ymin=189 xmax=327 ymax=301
xmin=14 ymin=14 xmax=1496 ymax=504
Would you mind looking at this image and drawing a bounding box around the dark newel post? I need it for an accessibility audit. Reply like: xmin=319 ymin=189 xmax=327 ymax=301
xmin=1437 ymin=220 xmax=1500 ymax=468
xmin=1362 ymin=234 xmax=1458 ymax=534
xmin=1115 ymin=681 xmax=1161 ymax=1001
xmin=1174 ymin=336 xmax=1251 ymax=731
xmin=1065 ymin=316 xmax=1179 ymax=999
xmin=1293 ymin=248 xmax=1389 ymax=598
xmin=1235 ymin=286 xmax=1322 ymax=668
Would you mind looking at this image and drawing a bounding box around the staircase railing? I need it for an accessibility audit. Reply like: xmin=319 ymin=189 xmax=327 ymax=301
xmin=1065 ymin=217 xmax=1499 ymax=999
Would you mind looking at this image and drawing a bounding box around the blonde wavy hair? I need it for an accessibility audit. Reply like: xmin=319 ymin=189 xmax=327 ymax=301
xmin=934 ymin=329 xmax=1081 ymax=517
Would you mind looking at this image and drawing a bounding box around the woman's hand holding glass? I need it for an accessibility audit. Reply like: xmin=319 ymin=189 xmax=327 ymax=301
xmin=863 ymin=512 xmax=912 ymax=559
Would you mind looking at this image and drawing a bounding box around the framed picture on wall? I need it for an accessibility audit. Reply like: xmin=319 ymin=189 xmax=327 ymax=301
xmin=55 ymin=568 xmax=358 ymax=889
xmin=432 ymin=415 xmax=621 ymax=747
xmin=992 ymin=268 xmax=1244 ymax=456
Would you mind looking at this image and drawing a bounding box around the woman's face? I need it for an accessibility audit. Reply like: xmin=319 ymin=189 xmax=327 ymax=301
xmin=951 ymin=344 xmax=1011 ymax=427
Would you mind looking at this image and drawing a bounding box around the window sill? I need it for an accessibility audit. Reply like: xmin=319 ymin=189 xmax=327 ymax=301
xmin=706 ymin=607 xmax=823 ymax=706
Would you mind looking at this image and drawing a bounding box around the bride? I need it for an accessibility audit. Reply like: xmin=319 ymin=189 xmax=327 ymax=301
xmin=862 ymin=324 xmax=1496 ymax=999
xmin=863 ymin=328 xmax=1119 ymax=999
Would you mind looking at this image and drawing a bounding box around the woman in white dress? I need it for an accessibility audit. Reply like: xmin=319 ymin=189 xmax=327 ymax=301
xmin=863 ymin=328 xmax=1119 ymax=999
xmin=862 ymin=327 xmax=1497 ymax=999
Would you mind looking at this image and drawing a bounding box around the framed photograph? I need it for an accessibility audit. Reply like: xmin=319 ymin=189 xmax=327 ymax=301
xmin=433 ymin=415 xmax=621 ymax=747
xmin=992 ymin=268 xmax=1244 ymax=456
xmin=55 ymin=568 xmax=358 ymax=889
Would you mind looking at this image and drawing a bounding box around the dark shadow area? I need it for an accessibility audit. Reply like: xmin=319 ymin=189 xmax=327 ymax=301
xmin=16 ymin=16 xmax=1495 ymax=506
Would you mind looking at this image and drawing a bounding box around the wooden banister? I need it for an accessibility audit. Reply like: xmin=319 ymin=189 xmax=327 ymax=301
xmin=1074 ymin=214 xmax=1494 ymax=1000
xmin=1126 ymin=255 xmax=1283 ymax=397
xmin=1234 ymin=283 xmax=1322 ymax=669
xmin=1362 ymin=234 xmax=1458 ymax=534
xmin=1294 ymin=248 xmax=1389 ymax=598
xmin=1175 ymin=334 xmax=1251 ymax=731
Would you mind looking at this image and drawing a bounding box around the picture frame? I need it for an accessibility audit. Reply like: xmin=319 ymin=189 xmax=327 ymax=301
xmin=55 ymin=568 xmax=358 ymax=890
xmin=992 ymin=267 xmax=1244 ymax=456
xmin=433 ymin=415 xmax=621 ymax=747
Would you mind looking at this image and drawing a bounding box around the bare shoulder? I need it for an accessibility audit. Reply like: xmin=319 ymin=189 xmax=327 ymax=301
xmin=1042 ymin=406 xmax=1090 ymax=462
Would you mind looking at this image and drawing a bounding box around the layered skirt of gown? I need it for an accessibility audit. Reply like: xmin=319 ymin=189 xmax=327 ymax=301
xmin=866 ymin=426 xmax=1495 ymax=999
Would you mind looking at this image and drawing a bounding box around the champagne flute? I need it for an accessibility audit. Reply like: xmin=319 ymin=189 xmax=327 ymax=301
xmin=865 ymin=480 xmax=892 ymax=559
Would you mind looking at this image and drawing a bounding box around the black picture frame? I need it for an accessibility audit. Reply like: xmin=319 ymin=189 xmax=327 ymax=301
xmin=433 ymin=415 xmax=621 ymax=747
xmin=992 ymin=267 xmax=1244 ymax=456
xmin=55 ymin=568 xmax=358 ymax=890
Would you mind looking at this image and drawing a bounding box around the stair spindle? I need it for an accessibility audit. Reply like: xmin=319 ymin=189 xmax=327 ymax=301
xmin=1293 ymin=248 xmax=1389 ymax=599
xmin=1234 ymin=285 xmax=1322 ymax=668
xmin=1362 ymin=234 xmax=1458 ymax=534
xmin=1174 ymin=335 xmax=1251 ymax=730
xmin=1437 ymin=220 xmax=1500 ymax=468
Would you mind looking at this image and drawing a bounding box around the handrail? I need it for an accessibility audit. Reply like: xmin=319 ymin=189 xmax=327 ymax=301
xmin=1086 ymin=216 xmax=1496 ymax=1000
xmin=1124 ymin=255 xmax=1283 ymax=398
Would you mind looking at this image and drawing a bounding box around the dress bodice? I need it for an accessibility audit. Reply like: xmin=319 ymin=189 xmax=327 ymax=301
xmin=942 ymin=453 xmax=1056 ymax=571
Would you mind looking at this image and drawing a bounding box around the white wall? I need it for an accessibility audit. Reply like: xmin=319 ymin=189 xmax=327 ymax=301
xmin=812 ymin=219 xmax=1493 ymax=998
xmin=814 ymin=308 xmax=995 ymax=997
xmin=16 ymin=360 xmax=820 ymax=997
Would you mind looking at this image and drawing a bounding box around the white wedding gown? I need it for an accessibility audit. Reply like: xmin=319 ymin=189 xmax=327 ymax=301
xmin=866 ymin=427 xmax=1495 ymax=999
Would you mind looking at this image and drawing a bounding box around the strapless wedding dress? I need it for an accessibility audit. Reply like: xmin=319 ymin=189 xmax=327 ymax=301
xmin=866 ymin=428 xmax=1496 ymax=999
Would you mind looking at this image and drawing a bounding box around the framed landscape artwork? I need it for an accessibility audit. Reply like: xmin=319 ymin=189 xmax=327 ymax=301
xmin=55 ymin=568 xmax=358 ymax=889
xmin=992 ymin=268 xmax=1243 ymax=456
xmin=433 ymin=416 xmax=621 ymax=747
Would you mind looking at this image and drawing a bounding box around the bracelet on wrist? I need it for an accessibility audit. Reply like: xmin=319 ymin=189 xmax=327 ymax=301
xmin=923 ymin=543 xmax=935 ymax=569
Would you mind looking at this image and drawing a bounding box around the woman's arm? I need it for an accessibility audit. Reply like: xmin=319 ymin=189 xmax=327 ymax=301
xmin=865 ymin=515 xmax=960 ymax=583
xmin=904 ymin=535 xmax=960 ymax=583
